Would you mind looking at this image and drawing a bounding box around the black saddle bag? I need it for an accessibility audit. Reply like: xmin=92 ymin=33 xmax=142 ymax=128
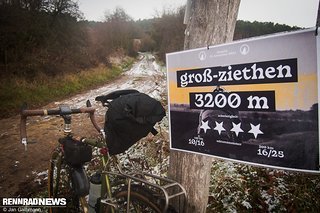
xmin=105 ymin=92 xmax=165 ymax=155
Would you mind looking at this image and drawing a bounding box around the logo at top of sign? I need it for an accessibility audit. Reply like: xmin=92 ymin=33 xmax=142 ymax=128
xmin=240 ymin=44 xmax=250 ymax=55
xmin=198 ymin=51 xmax=206 ymax=61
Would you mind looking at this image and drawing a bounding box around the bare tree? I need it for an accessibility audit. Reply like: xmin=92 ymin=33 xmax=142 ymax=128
xmin=169 ymin=0 xmax=241 ymax=212
xmin=317 ymin=0 xmax=320 ymax=27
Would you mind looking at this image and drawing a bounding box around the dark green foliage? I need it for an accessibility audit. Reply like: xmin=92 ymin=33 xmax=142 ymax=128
xmin=145 ymin=14 xmax=300 ymax=62
xmin=0 ymin=0 xmax=90 ymax=78
xmin=233 ymin=20 xmax=301 ymax=40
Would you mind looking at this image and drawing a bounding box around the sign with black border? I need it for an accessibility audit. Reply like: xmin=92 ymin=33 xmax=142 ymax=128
xmin=166 ymin=28 xmax=320 ymax=173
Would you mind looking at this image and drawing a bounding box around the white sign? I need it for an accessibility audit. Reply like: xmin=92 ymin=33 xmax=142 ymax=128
xmin=167 ymin=28 xmax=320 ymax=173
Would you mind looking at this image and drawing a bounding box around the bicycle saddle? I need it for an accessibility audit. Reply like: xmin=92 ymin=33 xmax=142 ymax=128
xmin=95 ymin=89 xmax=139 ymax=105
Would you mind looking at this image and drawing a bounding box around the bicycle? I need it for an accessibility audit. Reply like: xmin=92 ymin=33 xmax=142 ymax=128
xmin=20 ymin=89 xmax=186 ymax=213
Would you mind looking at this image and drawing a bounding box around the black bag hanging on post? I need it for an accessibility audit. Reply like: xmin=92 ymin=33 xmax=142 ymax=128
xmin=105 ymin=92 xmax=166 ymax=155
xmin=59 ymin=136 xmax=92 ymax=166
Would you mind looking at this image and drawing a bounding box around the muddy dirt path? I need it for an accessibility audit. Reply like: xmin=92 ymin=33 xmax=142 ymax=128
xmin=0 ymin=53 xmax=167 ymax=197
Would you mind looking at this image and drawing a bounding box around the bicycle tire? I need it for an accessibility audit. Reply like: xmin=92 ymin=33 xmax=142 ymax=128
xmin=104 ymin=186 xmax=161 ymax=213
xmin=48 ymin=148 xmax=83 ymax=213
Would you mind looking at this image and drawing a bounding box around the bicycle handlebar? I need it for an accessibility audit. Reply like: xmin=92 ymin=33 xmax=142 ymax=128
xmin=20 ymin=105 xmax=104 ymax=150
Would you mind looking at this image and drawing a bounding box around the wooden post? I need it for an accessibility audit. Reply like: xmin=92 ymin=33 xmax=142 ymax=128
xmin=317 ymin=0 xmax=320 ymax=27
xmin=168 ymin=0 xmax=241 ymax=212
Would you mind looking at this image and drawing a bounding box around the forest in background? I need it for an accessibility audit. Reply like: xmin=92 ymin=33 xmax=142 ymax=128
xmin=0 ymin=0 xmax=300 ymax=80
xmin=0 ymin=0 xmax=301 ymax=117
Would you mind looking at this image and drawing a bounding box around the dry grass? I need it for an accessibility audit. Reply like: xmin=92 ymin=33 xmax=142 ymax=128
xmin=0 ymin=61 xmax=134 ymax=118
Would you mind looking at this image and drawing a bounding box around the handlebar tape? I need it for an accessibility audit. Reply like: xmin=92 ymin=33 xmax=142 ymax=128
xmin=20 ymin=106 xmax=103 ymax=146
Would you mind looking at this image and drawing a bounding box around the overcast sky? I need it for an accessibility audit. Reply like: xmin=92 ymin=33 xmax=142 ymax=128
xmin=78 ymin=0 xmax=319 ymax=28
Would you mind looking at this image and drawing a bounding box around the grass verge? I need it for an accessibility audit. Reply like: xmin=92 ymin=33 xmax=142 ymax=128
xmin=0 ymin=59 xmax=134 ymax=118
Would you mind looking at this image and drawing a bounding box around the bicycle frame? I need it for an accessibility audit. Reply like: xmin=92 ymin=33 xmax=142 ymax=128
xmin=100 ymin=154 xmax=116 ymax=212
xmin=103 ymin=169 xmax=187 ymax=212
xmin=82 ymin=136 xmax=187 ymax=212
xmin=93 ymin=149 xmax=187 ymax=213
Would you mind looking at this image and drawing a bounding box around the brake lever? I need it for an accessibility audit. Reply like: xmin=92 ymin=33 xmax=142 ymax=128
xmin=20 ymin=103 xmax=28 ymax=151
xmin=21 ymin=138 xmax=27 ymax=151
xmin=86 ymin=100 xmax=92 ymax=107
xmin=21 ymin=139 xmax=37 ymax=150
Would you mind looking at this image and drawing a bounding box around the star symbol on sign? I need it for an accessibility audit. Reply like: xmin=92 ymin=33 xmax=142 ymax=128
xmin=199 ymin=120 xmax=211 ymax=133
xmin=230 ymin=122 xmax=244 ymax=137
xmin=214 ymin=121 xmax=225 ymax=135
xmin=248 ymin=123 xmax=264 ymax=139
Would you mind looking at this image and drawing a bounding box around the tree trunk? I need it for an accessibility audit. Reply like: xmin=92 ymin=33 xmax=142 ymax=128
xmin=317 ymin=0 xmax=320 ymax=27
xmin=168 ymin=0 xmax=241 ymax=212
xmin=184 ymin=0 xmax=240 ymax=49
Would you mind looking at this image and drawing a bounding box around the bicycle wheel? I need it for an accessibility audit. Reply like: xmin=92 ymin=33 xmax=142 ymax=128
xmin=48 ymin=148 xmax=82 ymax=213
xmin=103 ymin=185 xmax=162 ymax=213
